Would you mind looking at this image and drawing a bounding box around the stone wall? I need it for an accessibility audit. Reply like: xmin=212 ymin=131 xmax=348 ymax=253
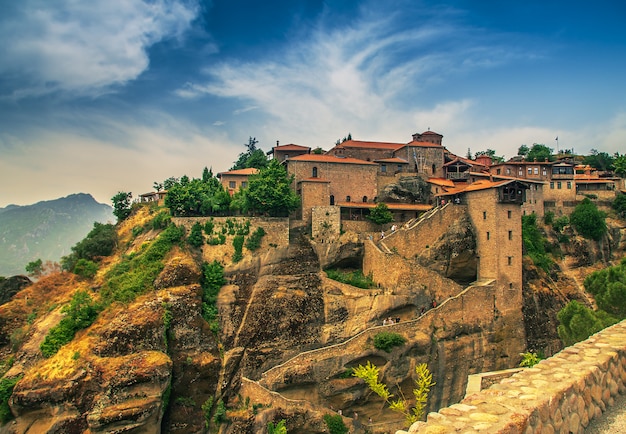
xmin=311 ymin=206 xmax=341 ymax=242
xmin=401 ymin=320 xmax=626 ymax=434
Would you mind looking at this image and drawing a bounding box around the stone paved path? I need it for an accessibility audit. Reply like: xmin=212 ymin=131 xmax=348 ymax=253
xmin=585 ymin=391 xmax=626 ymax=433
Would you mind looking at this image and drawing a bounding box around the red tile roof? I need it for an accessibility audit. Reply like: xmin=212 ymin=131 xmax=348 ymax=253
xmin=274 ymin=144 xmax=310 ymax=151
xmin=336 ymin=202 xmax=433 ymax=211
xmin=333 ymin=140 xmax=406 ymax=151
xmin=218 ymin=168 xmax=259 ymax=176
xmin=405 ymin=140 xmax=443 ymax=148
xmin=428 ymin=178 xmax=455 ymax=188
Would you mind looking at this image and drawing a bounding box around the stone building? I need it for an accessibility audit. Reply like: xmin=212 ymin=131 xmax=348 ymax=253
xmin=217 ymin=167 xmax=259 ymax=196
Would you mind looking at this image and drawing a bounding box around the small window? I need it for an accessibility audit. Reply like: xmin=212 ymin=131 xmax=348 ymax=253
xmin=508 ymin=230 xmax=512 ymax=240
xmin=527 ymin=167 xmax=532 ymax=175
xmin=483 ymin=211 xmax=487 ymax=220
xmin=518 ymin=170 xmax=523 ymax=176
xmin=507 ymin=210 xmax=512 ymax=219
xmin=397 ymin=164 xmax=403 ymax=172
xmin=508 ymin=256 xmax=512 ymax=265
xmin=346 ymin=196 xmax=351 ymax=202
xmin=362 ymin=196 xmax=367 ymax=203
xmin=241 ymin=181 xmax=247 ymax=188
xmin=381 ymin=164 xmax=387 ymax=173
xmin=432 ymin=164 xmax=436 ymax=174
xmin=567 ymin=181 xmax=572 ymax=189
xmin=557 ymin=181 xmax=562 ymax=189
xmin=542 ymin=168 xmax=547 ymax=176
xmin=330 ymin=195 xmax=335 ymax=205
xmin=312 ymin=166 xmax=318 ymax=178
xmin=506 ymin=168 xmax=511 ymax=175
xmin=534 ymin=167 xmax=539 ymax=175
xmin=497 ymin=169 xmax=501 ymax=175
xmin=487 ymin=232 xmax=490 ymax=240
xmin=229 ymin=181 xmax=236 ymax=188
xmin=550 ymin=182 xmax=554 ymax=189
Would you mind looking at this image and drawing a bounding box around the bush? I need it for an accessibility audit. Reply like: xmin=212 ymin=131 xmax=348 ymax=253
xmin=557 ymin=300 xmax=617 ymax=346
xmin=208 ymin=234 xmax=226 ymax=245
xmin=73 ymin=259 xmax=98 ymax=279
xmin=0 ymin=376 xmax=21 ymax=424
xmin=187 ymin=222 xmax=205 ymax=248
xmin=325 ymin=269 xmax=376 ymax=289
xmin=323 ymin=414 xmax=348 ymax=434
xmin=613 ymin=194 xmax=626 ymax=218
xmin=245 ymin=227 xmax=265 ymax=251
xmin=40 ymin=291 xmax=100 ymax=357
xmin=201 ymin=261 xmax=226 ymax=333
xmin=570 ymin=198 xmax=607 ymax=241
xmin=583 ymin=259 xmax=626 ymax=319
xmin=204 ymin=220 xmax=214 ymax=235
xmin=522 ymin=214 xmax=553 ymax=273
xmin=552 ymin=216 xmax=569 ymax=233
xmin=543 ymin=211 xmax=554 ymax=226
xmin=232 ymin=235 xmax=244 ymax=262
xmin=373 ymin=332 xmax=406 ymax=352
xmin=151 ymin=211 xmax=171 ymax=230
xmin=61 ymin=222 xmax=118 ymax=271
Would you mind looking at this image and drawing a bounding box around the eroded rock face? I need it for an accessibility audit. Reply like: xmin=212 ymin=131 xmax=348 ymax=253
xmin=378 ymin=175 xmax=431 ymax=203
xmin=415 ymin=215 xmax=477 ymax=285
xmin=0 ymin=275 xmax=32 ymax=306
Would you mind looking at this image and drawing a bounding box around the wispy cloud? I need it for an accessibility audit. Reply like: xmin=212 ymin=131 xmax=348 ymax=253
xmin=0 ymin=0 xmax=201 ymax=99
xmin=176 ymin=1 xmax=538 ymax=148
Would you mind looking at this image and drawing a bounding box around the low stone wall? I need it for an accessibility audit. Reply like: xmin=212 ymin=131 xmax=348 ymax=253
xmin=401 ymin=320 xmax=626 ymax=434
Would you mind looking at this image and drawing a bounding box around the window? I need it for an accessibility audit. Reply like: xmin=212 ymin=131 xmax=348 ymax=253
xmin=542 ymin=168 xmax=547 ymax=176
xmin=557 ymin=181 xmax=562 ymax=189
xmin=567 ymin=181 xmax=572 ymax=189
xmin=229 ymin=181 xmax=236 ymax=188
xmin=487 ymin=232 xmax=490 ymax=240
xmin=397 ymin=164 xmax=403 ymax=172
xmin=381 ymin=164 xmax=387 ymax=173
xmin=346 ymin=196 xmax=351 ymax=202
xmin=506 ymin=168 xmax=511 ymax=175
xmin=508 ymin=230 xmax=512 ymax=240
xmin=432 ymin=164 xmax=436 ymax=174
xmin=550 ymin=182 xmax=554 ymax=189
xmin=330 ymin=195 xmax=335 ymax=205
xmin=362 ymin=196 xmax=367 ymax=203
xmin=508 ymin=256 xmax=512 ymax=265
xmin=507 ymin=210 xmax=512 ymax=219
xmin=483 ymin=211 xmax=487 ymax=220
xmin=527 ymin=167 xmax=532 ymax=175
xmin=312 ymin=167 xmax=318 ymax=177
xmin=518 ymin=169 xmax=523 ymax=176
xmin=497 ymin=169 xmax=501 ymax=175
xmin=534 ymin=167 xmax=539 ymax=175
xmin=241 ymin=181 xmax=247 ymax=188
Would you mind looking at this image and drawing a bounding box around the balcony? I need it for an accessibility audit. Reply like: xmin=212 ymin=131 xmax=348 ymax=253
xmin=446 ymin=172 xmax=470 ymax=180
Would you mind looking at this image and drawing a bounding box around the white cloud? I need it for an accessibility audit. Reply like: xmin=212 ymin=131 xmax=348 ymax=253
xmin=0 ymin=0 xmax=200 ymax=98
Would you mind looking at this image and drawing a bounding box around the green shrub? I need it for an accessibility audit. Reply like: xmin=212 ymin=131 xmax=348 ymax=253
xmin=267 ymin=419 xmax=287 ymax=434
xmin=570 ymin=198 xmax=607 ymax=241
xmin=613 ymin=194 xmax=626 ymax=218
xmin=151 ymin=211 xmax=171 ymax=230
xmin=102 ymin=223 xmax=183 ymax=304
xmin=323 ymin=414 xmax=348 ymax=434
xmin=61 ymin=222 xmax=118 ymax=271
xmin=519 ymin=351 xmax=543 ymax=368
xmin=557 ymin=300 xmax=618 ymax=346
xmin=325 ymin=269 xmax=376 ymax=289
xmin=0 ymin=376 xmax=21 ymax=424
xmin=583 ymin=259 xmax=626 ymax=319
xmin=131 ymin=226 xmax=144 ymax=237
xmin=187 ymin=222 xmax=205 ymax=247
xmin=552 ymin=216 xmax=569 ymax=233
xmin=73 ymin=259 xmax=98 ymax=279
xmin=373 ymin=332 xmax=406 ymax=352
xmin=204 ymin=220 xmax=214 ymax=235
xmin=40 ymin=291 xmax=100 ymax=357
xmin=207 ymin=234 xmax=226 ymax=245
xmin=543 ymin=211 xmax=554 ymax=226
xmin=522 ymin=214 xmax=554 ymax=273
xmin=245 ymin=227 xmax=265 ymax=251
xmin=232 ymin=235 xmax=244 ymax=262
xmin=201 ymin=261 xmax=225 ymax=333
xmin=213 ymin=399 xmax=227 ymax=425
xmin=202 ymin=397 xmax=214 ymax=428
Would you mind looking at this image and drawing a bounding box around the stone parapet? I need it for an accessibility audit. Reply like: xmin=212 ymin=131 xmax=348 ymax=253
xmin=400 ymin=320 xmax=626 ymax=434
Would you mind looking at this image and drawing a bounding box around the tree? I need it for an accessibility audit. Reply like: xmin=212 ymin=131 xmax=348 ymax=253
xmin=312 ymin=147 xmax=324 ymax=154
xmin=236 ymin=159 xmax=300 ymax=217
xmin=613 ymin=154 xmax=626 ymax=177
xmin=187 ymin=222 xmax=205 ymax=247
xmin=584 ymin=149 xmax=614 ymax=171
xmin=111 ymin=191 xmax=133 ymax=222
xmin=153 ymin=182 xmax=164 ymax=192
xmin=583 ymin=258 xmax=626 ymax=319
xmin=517 ymin=144 xmax=529 ymax=156
xmin=165 ymin=170 xmax=231 ymax=217
xmin=367 ymin=203 xmax=393 ymax=226
xmin=570 ymin=198 xmax=607 ymax=241
xmin=25 ymin=259 xmax=43 ymax=277
xmin=61 ymin=222 xmax=118 ymax=271
xmin=557 ymin=300 xmax=617 ymax=346
xmin=353 ymin=361 xmax=435 ymax=426
xmin=526 ymin=144 xmax=554 ymax=162
xmin=231 ymin=137 xmax=269 ymax=170
xmin=474 ymin=149 xmax=504 ymax=163
xmin=613 ymin=194 xmax=626 ymax=218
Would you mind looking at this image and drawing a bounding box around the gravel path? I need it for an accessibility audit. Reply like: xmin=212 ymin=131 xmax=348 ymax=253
xmin=584 ymin=392 xmax=626 ymax=433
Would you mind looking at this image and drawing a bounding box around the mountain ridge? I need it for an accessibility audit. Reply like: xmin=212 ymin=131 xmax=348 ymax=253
xmin=0 ymin=193 xmax=114 ymax=277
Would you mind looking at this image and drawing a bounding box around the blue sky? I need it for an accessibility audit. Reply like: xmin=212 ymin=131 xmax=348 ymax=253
xmin=1 ymin=0 xmax=625 ymax=207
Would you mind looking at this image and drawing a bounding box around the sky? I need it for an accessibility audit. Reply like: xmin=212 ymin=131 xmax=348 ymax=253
xmin=1 ymin=0 xmax=625 ymax=207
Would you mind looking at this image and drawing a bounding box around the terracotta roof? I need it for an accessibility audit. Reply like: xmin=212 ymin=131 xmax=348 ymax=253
xmin=374 ymin=157 xmax=409 ymax=163
xmin=436 ymin=179 xmax=522 ymax=196
xmin=217 ymin=168 xmax=259 ymax=176
xmin=287 ymin=154 xmax=377 ymax=165
xmin=274 ymin=144 xmax=310 ymax=151
xmin=420 ymin=130 xmax=442 ymax=136
xmin=471 ymin=172 xmax=545 ymax=184
xmin=336 ymin=202 xmax=433 ymax=211
xmin=491 ymin=161 xmax=554 ymax=167
xmin=405 ymin=140 xmax=443 ymax=148
xmin=333 ymin=140 xmax=405 ymax=151
xmin=428 ymin=178 xmax=455 ymax=188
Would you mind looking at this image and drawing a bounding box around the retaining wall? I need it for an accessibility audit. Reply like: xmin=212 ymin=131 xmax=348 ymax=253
xmin=401 ymin=320 xmax=626 ymax=434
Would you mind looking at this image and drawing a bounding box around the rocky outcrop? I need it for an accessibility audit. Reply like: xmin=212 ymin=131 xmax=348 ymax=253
xmin=378 ymin=175 xmax=430 ymax=203
xmin=0 ymin=275 xmax=31 ymax=306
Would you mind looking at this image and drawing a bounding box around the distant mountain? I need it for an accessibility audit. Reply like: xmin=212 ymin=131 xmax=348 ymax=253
xmin=0 ymin=193 xmax=114 ymax=277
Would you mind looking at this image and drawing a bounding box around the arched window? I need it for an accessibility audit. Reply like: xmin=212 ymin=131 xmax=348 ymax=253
xmin=312 ymin=166 xmax=318 ymax=178
xmin=330 ymin=195 xmax=335 ymax=205
xmin=346 ymin=195 xmax=351 ymax=202
xmin=362 ymin=196 xmax=367 ymax=202
xmin=432 ymin=164 xmax=436 ymax=174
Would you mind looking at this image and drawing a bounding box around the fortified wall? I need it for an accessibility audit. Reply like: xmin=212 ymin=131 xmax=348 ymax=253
xmin=404 ymin=319 xmax=626 ymax=434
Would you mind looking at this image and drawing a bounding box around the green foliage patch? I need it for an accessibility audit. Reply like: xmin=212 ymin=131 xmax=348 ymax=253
xmin=245 ymin=226 xmax=266 ymax=251
xmin=373 ymin=332 xmax=406 ymax=352
xmin=232 ymin=235 xmax=244 ymax=263
xmin=570 ymin=198 xmax=607 ymax=241
xmin=323 ymin=414 xmax=348 ymax=434
xmin=40 ymin=291 xmax=100 ymax=357
xmin=61 ymin=222 xmax=118 ymax=272
xmin=102 ymin=224 xmax=184 ymax=304
xmin=201 ymin=261 xmax=226 ymax=333
xmin=521 ymin=214 xmax=554 ymax=273
xmin=557 ymin=300 xmax=618 ymax=346
xmin=584 ymin=258 xmax=626 ymax=319
xmin=0 ymin=376 xmax=22 ymax=424
xmin=324 ymin=269 xmax=376 ymax=289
